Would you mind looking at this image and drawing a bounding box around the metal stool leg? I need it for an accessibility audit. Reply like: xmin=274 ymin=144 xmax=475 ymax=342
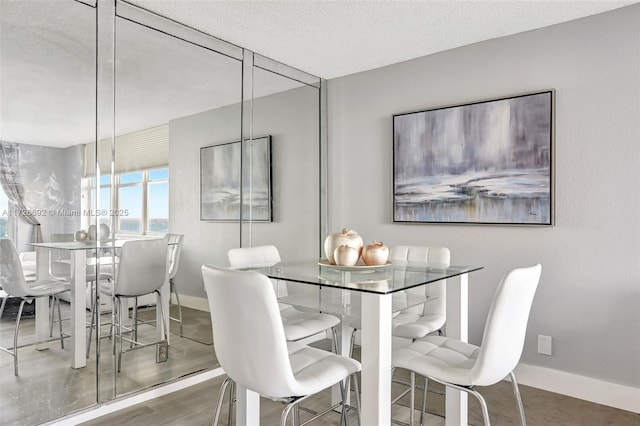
xmin=213 ymin=377 xmax=232 ymax=426
xmin=169 ymin=279 xmax=183 ymax=337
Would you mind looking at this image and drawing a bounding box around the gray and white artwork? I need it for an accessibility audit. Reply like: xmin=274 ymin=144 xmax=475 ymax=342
xmin=393 ymin=91 xmax=552 ymax=225
xmin=200 ymin=136 xmax=272 ymax=221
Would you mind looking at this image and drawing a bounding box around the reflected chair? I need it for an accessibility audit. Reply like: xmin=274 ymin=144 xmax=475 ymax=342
xmin=392 ymin=264 xmax=542 ymax=426
xmin=0 ymin=239 xmax=71 ymax=375
xmin=94 ymin=238 xmax=169 ymax=371
xmin=166 ymin=233 xmax=184 ymax=336
xmin=202 ymin=264 xmax=361 ymax=426
xmin=228 ymin=245 xmax=341 ymax=348
xmin=18 ymin=251 xmax=37 ymax=281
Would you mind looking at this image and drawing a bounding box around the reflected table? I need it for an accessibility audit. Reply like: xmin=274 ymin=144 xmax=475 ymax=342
xmin=30 ymin=239 xmax=172 ymax=369
xmin=243 ymin=259 xmax=483 ymax=426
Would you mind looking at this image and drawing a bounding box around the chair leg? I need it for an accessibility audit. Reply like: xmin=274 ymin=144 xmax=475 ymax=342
xmin=116 ymin=298 xmax=124 ymax=372
xmin=131 ymin=297 xmax=140 ymax=348
xmin=87 ymin=279 xmax=111 ymax=358
xmin=419 ymin=376 xmax=428 ymax=426
xmin=340 ymin=375 xmax=351 ymax=426
xmin=56 ymin=296 xmax=64 ymax=349
xmin=87 ymin=291 xmax=97 ymax=358
xmin=468 ymin=387 xmax=491 ymax=426
xmin=227 ymin=380 xmax=235 ymax=426
xmin=280 ymin=401 xmax=296 ymax=426
xmin=109 ymin=295 xmax=116 ymax=342
xmin=411 ymin=371 xmax=418 ymax=425
xmin=349 ymin=328 xmax=357 ymax=358
xmin=293 ymin=404 xmax=300 ymax=426
xmin=155 ymin=290 xmax=169 ymax=343
xmin=154 ymin=290 xmax=170 ymax=364
xmin=170 ymin=279 xmax=183 ymax=337
xmin=509 ymin=371 xmax=527 ymax=426
xmin=212 ymin=377 xmax=232 ymax=426
xmin=352 ymin=372 xmax=361 ymax=426
xmin=13 ymin=299 xmax=27 ymax=376
xmin=279 ymin=398 xmax=308 ymax=426
xmin=0 ymin=295 xmax=7 ymax=318
xmin=49 ymin=295 xmax=55 ymax=337
xmin=95 ymin=289 xmax=102 ymax=365
xmin=331 ymin=326 xmax=340 ymax=354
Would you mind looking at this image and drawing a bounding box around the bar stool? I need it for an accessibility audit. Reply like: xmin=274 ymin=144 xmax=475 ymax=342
xmin=392 ymin=264 xmax=542 ymax=426
xmin=202 ymin=264 xmax=361 ymax=426
xmin=0 ymin=239 xmax=71 ymax=375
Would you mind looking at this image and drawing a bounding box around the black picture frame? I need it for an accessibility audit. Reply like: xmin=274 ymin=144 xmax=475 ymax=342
xmin=393 ymin=90 xmax=554 ymax=225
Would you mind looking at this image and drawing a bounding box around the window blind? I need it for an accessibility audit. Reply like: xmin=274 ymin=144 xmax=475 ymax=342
xmin=84 ymin=124 xmax=168 ymax=176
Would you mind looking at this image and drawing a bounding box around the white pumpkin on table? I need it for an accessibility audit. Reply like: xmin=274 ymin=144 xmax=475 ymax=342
xmin=334 ymin=244 xmax=360 ymax=266
xmin=323 ymin=228 xmax=364 ymax=265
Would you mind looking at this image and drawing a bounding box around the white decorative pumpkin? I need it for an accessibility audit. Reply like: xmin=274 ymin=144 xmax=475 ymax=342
xmin=334 ymin=244 xmax=359 ymax=267
xmin=323 ymin=228 xmax=364 ymax=265
xmin=87 ymin=225 xmax=97 ymax=241
xmin=99 ymin=223 xmax=110 ymax=241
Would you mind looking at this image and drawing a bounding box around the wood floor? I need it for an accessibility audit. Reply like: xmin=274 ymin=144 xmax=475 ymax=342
xmin=80 ymin=370 xmax=640 ymax=426
xmin=0 ymin=303 xmax=216 ymax=426
xmin=2 ymin=302 xmax=638 ymax=425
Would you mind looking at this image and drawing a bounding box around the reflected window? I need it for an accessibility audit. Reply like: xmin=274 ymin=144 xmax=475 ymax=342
xmin=147 ymin=170 xmax=169 ymax=233
xmin=85 ymin=167 xmax=169 ymax=235
xmin=119 ymin=184 xmax=143 ymax=232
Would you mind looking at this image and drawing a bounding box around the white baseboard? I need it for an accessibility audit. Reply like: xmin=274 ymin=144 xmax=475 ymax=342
xmin=174 ymin=294 xmax=209 ymax=312
xmin=515 ymin=363 xmax=640 ymax=414
xmin=48 ymin=368 xmax=225 ymax=425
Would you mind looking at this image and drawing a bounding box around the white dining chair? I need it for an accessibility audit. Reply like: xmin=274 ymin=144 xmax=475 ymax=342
xmin=392 ymin=264 xmax=542 ymax=426
xmin=94 ymin=238 xmax=169 ymax=371
xmin=0 ymin=239 xmax=71 ymax=375
xmin=202 ymin=264 xmax=361 ymax=426
xmin=348 ymin=245 xmax=450 ymax=355
xmin=228 ymin=245 xmax=341 ymax=347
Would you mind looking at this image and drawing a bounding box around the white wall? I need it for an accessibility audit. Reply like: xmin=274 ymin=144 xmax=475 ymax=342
xmin=328 ymin=4 xmax=639 ymax=392
xmin=169 ymin=85 xmax=320 ymax=300
xmin=169 ymin=103 xmax=241 ymax=302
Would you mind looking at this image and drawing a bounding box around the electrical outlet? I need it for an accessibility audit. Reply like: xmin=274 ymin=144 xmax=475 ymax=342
xmin=538 ymin=335 xmax=552 ymax=355
xmin=157 ymin=341 xmax=169 ymax=363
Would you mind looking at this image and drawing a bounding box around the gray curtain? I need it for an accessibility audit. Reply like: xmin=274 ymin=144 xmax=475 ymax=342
xmin=0 ymin=142 xmax=42 ymax=243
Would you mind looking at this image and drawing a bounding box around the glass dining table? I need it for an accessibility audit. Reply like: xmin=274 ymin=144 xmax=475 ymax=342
xmin=30 ymin=239 xmax=172 ymax=369
xmin=242 ymin=259 xmax=484 ymax=426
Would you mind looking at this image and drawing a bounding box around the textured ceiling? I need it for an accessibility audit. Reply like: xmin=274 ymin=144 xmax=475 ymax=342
xmin=129 ymin=0 xmax=637 ymax=79
xmin=1 ymin=0 xmax=636 ymax=147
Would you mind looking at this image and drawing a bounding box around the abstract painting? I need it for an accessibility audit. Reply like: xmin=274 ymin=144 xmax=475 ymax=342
xmin=200 ymin=136 xmax=272 ymax=221
xmin=393 ymin=91 xmax=553 ymax=225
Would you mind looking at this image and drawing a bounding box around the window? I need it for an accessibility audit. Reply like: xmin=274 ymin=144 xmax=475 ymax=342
xmin=119 ymin=172 xmax=143 ymax=232
xmin=0 ymin=189 xmax=8 ymax=238
xmin=86 ymin=168 xmax=169 ymax=235
xmin=147 ymin=169 xmax=169 ymax=233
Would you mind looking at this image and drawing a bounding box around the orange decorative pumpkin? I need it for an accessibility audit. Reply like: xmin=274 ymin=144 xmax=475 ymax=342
xmin=362 ymin=240 xmax=389 ymax=266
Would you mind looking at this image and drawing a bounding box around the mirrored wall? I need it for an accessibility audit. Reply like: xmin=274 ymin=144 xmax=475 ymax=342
xmin=0 ymin=0 xmax=325 ymax=423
